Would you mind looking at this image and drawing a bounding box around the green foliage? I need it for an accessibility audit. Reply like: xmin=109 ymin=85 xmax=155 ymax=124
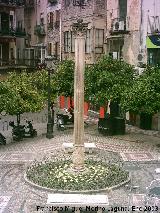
xmin=85 ymin=56 xmax=135 ymax=106
xmin=27 ymin=158 xmax=129 ymax=191
xmin=121 ymin=66 xmax=160 ymax=115
xmin=0 ymin=81 xmax=21 ymax=114
xmin=31 ymin=69 xmax=57 ymax=100
xmin=0 ymin=71 xmax=45 ymax=115
xmin=55 ymin=60 xmax=74 ymax=97
xmin=31 ymin=69 xmax=48 ymax=98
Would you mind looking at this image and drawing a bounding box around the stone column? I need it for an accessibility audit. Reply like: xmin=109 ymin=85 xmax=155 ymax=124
xmin=71 ymin=19 xmax=88 ymax=171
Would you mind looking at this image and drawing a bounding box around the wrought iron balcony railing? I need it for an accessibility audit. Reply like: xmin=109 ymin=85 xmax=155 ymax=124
xmin=0 ymin=59 xmax=39 ymax=67
xmin=0 ymin=0 xmax=25 ymax=7
xmin=34 ymin=25 xmax=46 ymax=36
xmin=0 ymin=28 xmax=26 ymax=37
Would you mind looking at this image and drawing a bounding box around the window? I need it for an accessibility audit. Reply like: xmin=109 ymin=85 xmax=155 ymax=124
xmin=64 ymin=30 xmax=92 ymax=53
xmin=95 ymin=29 xmax=104 ymax=53
xmin=119 ymin=0 xmax=127 ymax=20
xmin=55 ymin=42 xmax=59 ymax=58
xmin=65 ymin=0 xmax=70 ymax=7
xmin=10 ymin=48 xmax=14 ymax=60
xmin=17 ymin=21 xmax=22 ymax=30
xmin=40 ymin=13 xmax=44 ymax=25
xmin=64 ymin=31 xmax=75 ymax=53
xmin=48 ymin=42 xmax=52 ymax=55
xmin=47 ymin=12 xmax=53 ymax=28
xmin=71 ymin=32 xmax=75 ymax=52
xmin=64 ymin=31 xmax=70 ymax=52
xmin=0 ymin=14 xmax=1 ymax=32
xmin=9 ymin=15 xmax=13 ymax=29
xmin=55 ymin=10 xmax=60 ymax=22
xmin=85 ymin=30 xmax=91 ymax=53
xmin=17 ymin=48 xmax=20 ymax=60
xmin=95 ymin=29 xmax=104 ymax=47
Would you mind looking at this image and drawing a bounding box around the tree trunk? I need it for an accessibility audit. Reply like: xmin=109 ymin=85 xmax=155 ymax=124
xmin=16 ymin=113 xmax=21 ymax=126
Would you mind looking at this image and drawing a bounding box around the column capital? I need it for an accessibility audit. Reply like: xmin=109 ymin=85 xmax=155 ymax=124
xmin=72 ymin=19 xmax=89 ymax=37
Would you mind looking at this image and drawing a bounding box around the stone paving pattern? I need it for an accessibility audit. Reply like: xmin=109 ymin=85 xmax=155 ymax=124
xmin=0 ymin=122 xmax=160 ymax=212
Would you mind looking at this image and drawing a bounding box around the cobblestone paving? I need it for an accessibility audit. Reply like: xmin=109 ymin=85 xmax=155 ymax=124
xmin=0 ymin=124 xmax=160 ymax=212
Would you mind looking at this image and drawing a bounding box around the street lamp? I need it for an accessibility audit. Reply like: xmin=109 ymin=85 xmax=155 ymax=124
xmin=45 ymin=56 xmax=57 ymax=139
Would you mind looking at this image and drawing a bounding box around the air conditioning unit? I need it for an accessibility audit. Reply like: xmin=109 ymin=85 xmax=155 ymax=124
xmin=113 ymin=21 xmax=125 ymax=31
xmin=119 ymin=21 xmax=125 ymax=30
xmin=113 ymin=21 xmax=119 ymax=31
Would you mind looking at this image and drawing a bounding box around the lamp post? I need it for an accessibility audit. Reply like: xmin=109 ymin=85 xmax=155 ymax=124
xmin=45 ymin=56 xmax=56 ymax=139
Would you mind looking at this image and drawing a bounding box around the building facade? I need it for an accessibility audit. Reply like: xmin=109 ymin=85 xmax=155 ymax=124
xmin=0 ymin=0 xmax=26 ymax=68
xmin=23 ymin=0 xmax=61 ymax=65
xmin=1 ymin=0 xmax=160 ymax=69
xmin=61 ymin=0 xmax=107 ymax=64
xmin=106 ymin=0 xmax=142 ymax=66
xmin=142 ymin=0 xmax=160 ymax=66
xmin=106 ymin=0 xmax=160 ymax=67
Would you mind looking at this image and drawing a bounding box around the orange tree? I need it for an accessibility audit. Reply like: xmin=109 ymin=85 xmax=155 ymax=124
xmin=85 ymin=56 xmax=135 ymax=114
xmin=54 ymin=60 xmax=74 ymax=104
xmin=121 ymin=66 xmax=160 ymax=115
xmin=0 ymin=71 xmax=45 ymax=125
xmin=31 ymin=60 xmax=74 ymax=104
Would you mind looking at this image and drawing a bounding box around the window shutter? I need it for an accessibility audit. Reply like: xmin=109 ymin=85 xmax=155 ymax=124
xmin=55 ymin=10 xmax=60 ymax=22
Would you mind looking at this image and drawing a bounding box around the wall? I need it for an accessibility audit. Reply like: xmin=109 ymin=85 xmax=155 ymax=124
xmin=106 ymin=0 xmax=141 ymax=66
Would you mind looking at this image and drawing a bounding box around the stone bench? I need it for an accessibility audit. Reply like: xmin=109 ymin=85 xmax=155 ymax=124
xmin=63 ymin=142 xmax=96 ymax=154
xmin=47 ymin=193 xmax=109 ymax=213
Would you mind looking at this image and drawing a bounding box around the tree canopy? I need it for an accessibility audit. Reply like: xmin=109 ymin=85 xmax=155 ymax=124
xmin=31 ymin=69 xmax=57 ymax=101
xmin=54 ymin=60 xmax=74 ymax=97
xmin=0 ymin=71 xmax=45 ymax=116
xmin=85 ymin=56 xmax=135 ymax=106
xmin=121 ymin=66 xmax=160 ymax=115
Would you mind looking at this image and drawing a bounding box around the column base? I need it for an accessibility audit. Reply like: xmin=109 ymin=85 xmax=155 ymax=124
xmin=71 ymin=144 xmax=85 ymax=172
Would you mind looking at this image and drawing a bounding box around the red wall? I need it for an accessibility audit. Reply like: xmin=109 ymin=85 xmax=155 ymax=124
xmin=59 ymin=96 xmax=104 ymax=117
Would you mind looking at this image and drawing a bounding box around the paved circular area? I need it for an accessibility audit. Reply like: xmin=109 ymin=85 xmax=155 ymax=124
xmin=0 ymin=125 xmax=160 ymax=212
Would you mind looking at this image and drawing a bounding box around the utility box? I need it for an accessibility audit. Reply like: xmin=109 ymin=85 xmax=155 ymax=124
xmin=98 ymin=117 xmax=125 ymax=135
xmin=114 ymin=117 xmax=125 ymax=135
xmin=98 ymin=117 xmax=114 ymax=136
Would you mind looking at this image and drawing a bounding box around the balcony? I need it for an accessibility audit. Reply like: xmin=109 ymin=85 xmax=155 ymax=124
xmin=0 ymin=59 xmax=39 ymax=68
xmin=0 ymin=27 xmax=26 ymax=37
xmin=34 ymin=25 xmax=46 ymax=36
xmin=48 ymin=0 xmax=58 ymax=5
xmin=110 ymin=17 xmax=130 ymax=35
xmin=0 ymin=0 xmax=25 ymax=7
